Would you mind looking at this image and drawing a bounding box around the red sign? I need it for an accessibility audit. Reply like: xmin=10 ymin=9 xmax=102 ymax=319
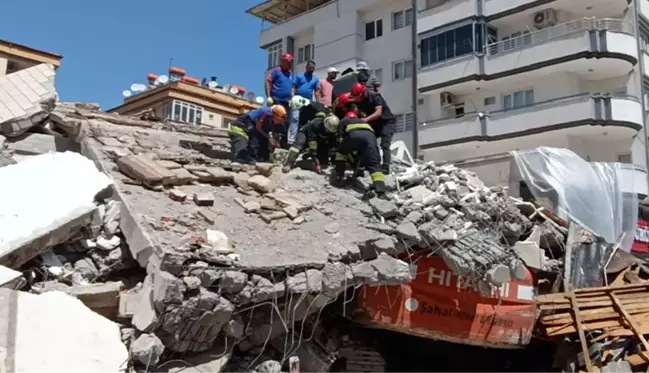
xmin=632 ymin=219 xmax=649 ymax=254
xmin=354 ymin=253 xmax=537 ymax=348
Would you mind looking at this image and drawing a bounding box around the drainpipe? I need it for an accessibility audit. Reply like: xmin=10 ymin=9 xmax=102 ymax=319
xmin=633 ymin=0 xmax=649 ymax=188
xmin=411 ymin=0 xmax=419 ymax=161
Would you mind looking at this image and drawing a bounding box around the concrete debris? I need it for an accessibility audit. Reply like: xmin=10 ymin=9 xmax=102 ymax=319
xmin=131 ymin=333 xmax=165 ymax=367
xmin=0 ymin=288 xmax=128 ymax=372
xmin=0 ymin=264 xmax=25 ymax=289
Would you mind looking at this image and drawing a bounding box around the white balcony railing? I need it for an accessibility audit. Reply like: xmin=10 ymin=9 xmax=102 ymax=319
xmin=486 ymin=18 xmax=633 ymax=55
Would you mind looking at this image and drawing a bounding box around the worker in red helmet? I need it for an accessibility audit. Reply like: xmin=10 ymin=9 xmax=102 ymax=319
xmin=265 ymin=53 xmax=295 ymax=146
xmin=331 ymin=109 xmax=386 ymax=197
xmin=332 ymin=92 xmax=357 ymax=120
xmin=349 ymin=82 xmax=396 ymax=175
xmin=229 ymin=105 xmax=286 ymax=164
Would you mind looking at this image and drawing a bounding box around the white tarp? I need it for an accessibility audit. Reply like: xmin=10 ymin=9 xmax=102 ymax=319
xmin=512 ymin=147 xmax=638 ymax=251
xmin=0 ymin=289 xmax=128 ymax=372
xmin=0 ymin=151 xmax=113 ymax=257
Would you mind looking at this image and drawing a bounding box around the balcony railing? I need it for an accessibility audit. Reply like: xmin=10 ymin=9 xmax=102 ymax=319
xmin=409 ymin=92 xmax=638 ymax=132
xmin=486 ymin=18 xmax=632 ymax=55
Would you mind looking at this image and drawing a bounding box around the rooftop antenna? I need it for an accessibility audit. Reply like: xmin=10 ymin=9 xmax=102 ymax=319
xmin=122 ymin=90 xmax=132 ymax=98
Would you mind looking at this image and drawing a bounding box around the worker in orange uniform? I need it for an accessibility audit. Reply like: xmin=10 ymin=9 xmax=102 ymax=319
xmin=332 ymin=111 xmax=386 ymax=197
xmin=229 ymin=105 xmax=287 ymax=164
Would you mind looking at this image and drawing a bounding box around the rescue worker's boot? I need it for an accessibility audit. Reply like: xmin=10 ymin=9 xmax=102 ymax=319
xmin=332 ymin=155 xmax=347 ymax=187
xmin=370 ymin=171 xmax=387 ymax=199
xmin=282 ymin=148 xmax=300 ymax=173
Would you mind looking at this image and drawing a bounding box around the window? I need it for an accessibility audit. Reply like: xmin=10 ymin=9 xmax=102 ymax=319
xmin=370 ymin=68 xmax=383 ymax=83
xmin=503 ymin=90 xmax=534 ymax=110
xmin=618 ymin=154 xmax=632 ymax=163
xmin=297 ymin=44 xmax=314 ymax=64
xmin=365 ymin=19 xmax=383 ymax=41
xmin=425 ymin=0 xmax=449 ymax=9
xmin=168 ymin=100 xmax=204 ymax=125
xmin=484 ymin=96 xmax=496 ymax=106
xmin=392 ymin=8 xmax=413 ymax=30
xmin=392 ymin=60 xmax=413 ymax=81
xmin=266 ymin=42 xmax=283 ymax=69
xmin=420 ymin=23 xmax=476 ymax=68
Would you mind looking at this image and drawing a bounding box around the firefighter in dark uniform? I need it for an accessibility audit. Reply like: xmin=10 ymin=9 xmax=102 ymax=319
xmin=282 ymin=114 xmax=340 ymax=173
xmin=229 ymin=105 xmax=286 ymax=164
xmin=350 ymin=83 xmax=396 ymax=174
xmin=332 ymin=92 xmax=356 ymax=120
xmin=333 ymin=111 xmax=386 ymax=196
xmin=289 ymin=95 xmax=329 ymax=130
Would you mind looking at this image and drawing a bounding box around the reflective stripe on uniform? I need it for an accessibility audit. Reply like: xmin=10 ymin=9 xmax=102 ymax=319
xmin=370 ymin=172 xmax=385 ymax=182
xmin=315 ymin=112 xmax=326 ymax=118
xmin=345 ymin=123 xmax=374 ymax=132
xmin=230 ymin=126 xmax=249 ymax=139
xmin=307 ymin=141 xmax=317 ymax=150
xmin=289 ymin=147 xmax=300 ymax=153
xmin=335 ymin=152 xmax=346 ymax=161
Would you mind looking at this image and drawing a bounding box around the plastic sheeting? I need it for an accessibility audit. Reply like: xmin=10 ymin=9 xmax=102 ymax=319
xmin=511 ymin=147 xmax=638 ymax=252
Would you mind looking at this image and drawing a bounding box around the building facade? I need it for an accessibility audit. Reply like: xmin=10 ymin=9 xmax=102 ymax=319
xmin=108 ymin=73 xmax=260 ymax=129
xmin=248 ymin=0 xmax=649 ymax=196
xmin=0 ymin=39 xmax=62 ymax=77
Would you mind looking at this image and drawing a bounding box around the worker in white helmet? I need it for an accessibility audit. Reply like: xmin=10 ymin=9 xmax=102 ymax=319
xmin=283 ymin=113 xmax=340 ymax=174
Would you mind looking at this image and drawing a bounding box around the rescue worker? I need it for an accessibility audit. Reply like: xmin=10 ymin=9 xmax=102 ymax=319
xmin=350 ymin=82 xmax=396 ymax=174
xmin=289 ymin=95 xmax=329 ymax=130
xmin=282 ymin=113 xmax=340 ymax=173
xmin=229 ymin=105 xmax=287 ymax=164
xmin=332 ymin=92 xmax=355 ymax=120
xmin=333 ymin=111 xmax=386 ymax=197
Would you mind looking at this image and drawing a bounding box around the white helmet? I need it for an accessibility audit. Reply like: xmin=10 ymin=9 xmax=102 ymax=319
xmin=290 ymin=95 xmax=310 ymax=111
xmin=323 ymin=115 xmax=340 ymax=133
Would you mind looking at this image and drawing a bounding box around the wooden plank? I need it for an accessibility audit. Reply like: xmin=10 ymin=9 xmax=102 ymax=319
xmin=547 ymin=313 xmax=649 ymax=336
xmin=538 ymin=283 xmax=649 ymax=303
xmin=610 ymin=293 xmax=649 ymax=354
xmin=540 ymin=292 xmax=649 ymax=311
xmin=541 ymin=304 xmax=649 ymax=325
xmin=570 ymin=287 xmax=594 ymax=373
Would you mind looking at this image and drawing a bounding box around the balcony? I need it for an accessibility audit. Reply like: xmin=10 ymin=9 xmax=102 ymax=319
xmin=417 ymin=0 xmax=476 ymax=34
xmin=418 ymin=18 xmax=637 ymax=93
xmin=414 ymin=93 xmax=643 ymax=146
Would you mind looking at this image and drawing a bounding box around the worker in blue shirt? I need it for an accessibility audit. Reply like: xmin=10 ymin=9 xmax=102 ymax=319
xmin=289 ymin=60 xmax=321 ymax=144
xmin=265 ymin=53 xmax=294 ymax=146
xmin=229 ymin=105 xmax=287 ymax=164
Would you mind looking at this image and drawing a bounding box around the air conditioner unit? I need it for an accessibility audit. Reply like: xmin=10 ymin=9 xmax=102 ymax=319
xmin=440 ymin=92 xmax=455 ymax=107
xmin=533 ymin=9 xmax=557 ymax=29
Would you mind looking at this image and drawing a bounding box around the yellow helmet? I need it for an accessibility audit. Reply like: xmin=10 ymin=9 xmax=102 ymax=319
xmin=323 ymin=115 xmax=340 ymax=133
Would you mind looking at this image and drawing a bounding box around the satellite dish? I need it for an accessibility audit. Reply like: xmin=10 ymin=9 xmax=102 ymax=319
xmin=255 ymin=96 xmax=264 ymax=104
xmin=208 ymin=80 xmax=218 ymax=89
xmin=157 ymin=75 xmax=169 ymax=84
xmin=131 ymin=83 xmax=146 ymax=92
xmin=229 ymin=86 xmax=239 ymax=95
xmin=130 ymin=83 xmax=139 ymax=92
xmin=122 ymin=90 xmax=132 ymax=98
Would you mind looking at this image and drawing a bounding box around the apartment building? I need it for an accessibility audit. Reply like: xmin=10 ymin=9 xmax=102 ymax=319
xmin=248 ymin=0 xmax=649 ymax=196
xmin=0 ymin=39 xmax=62 ymax=76
xmin=108 ymin=67 xmax=260 ymax=129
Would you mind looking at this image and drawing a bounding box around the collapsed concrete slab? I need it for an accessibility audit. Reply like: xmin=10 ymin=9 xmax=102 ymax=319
xmin=0 ymin=288 xmax=128 ymax=372
xmin=0 ymin=64 xmax=57 ymax=138
xmin=0 ymin=151 xmax=113 ymax=268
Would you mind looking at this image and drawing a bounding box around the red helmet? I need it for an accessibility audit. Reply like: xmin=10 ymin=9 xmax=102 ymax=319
xmin=351 ymin=82 xmax=367 ymax=98
xmin=280 ymin=53 xmax=294 ymax=62
xmin=344 ymin=111 xmax=359 ymax=119
xmin=336 ymin=92 xmax=352 ymax=108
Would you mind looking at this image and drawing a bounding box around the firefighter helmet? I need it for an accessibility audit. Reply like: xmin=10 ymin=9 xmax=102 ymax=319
xmin=289 ymin=95 xmax=310 ymax=111
xmin=344 ymin=111 xmax=359 ymax=119
xmin=336 ymin=92 xmax=353 ymax=108
xmin=323 ymin=115 xmax=340 ymax=133
xmin=351 ymin=82 xmax=367 ymax=98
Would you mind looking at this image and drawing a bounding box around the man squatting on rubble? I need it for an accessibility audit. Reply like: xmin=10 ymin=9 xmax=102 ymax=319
xmin=333 ymin=110 xmax=387 ymax=197
xmin=282 ymin=96 xmax=340 ymax=173
xmin=229 ymin=104 xmax=287 ymax=164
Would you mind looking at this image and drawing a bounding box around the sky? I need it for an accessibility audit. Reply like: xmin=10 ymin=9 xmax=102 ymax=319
xmin=0 ymin=0 xmax=267 ymax=110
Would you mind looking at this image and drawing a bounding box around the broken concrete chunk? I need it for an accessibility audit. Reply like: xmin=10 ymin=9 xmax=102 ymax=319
xmin=486 ymin=264 xmax=511 ymax=286
xmin=96 ymin=235 xmax=121 ymax=251
xmin=169 ymin=167 xmax=198 ymax=185
xmin=205 ymin=229 xmax=234 ymax=254
xmin=0 ymin=288 xmax=128 ymax=372
xmin=283 ymin=205 xmax=299 ymax=219
xmin=117 ymin=154 xmax=175 ymax=186
xmin=0 ymin=264 xmax=25 ymax=289
xmin=260 ymin=211 xmax=287 ymax=223
xmin=158 ymin=160 xmax=182 ymax=169
xmin=169 ymin=189 xmax=187 ymax=202
xmin=222 ymin=319 xmax=244 ymax=339
xmin=369 ymin=254 xmax=411 ymax=285
xmin=233 ymin=172 xmax=250 ymax=189
xmin=407 ymin=185 xmax=434 ymax=203
xmin=369 ymin=198 xmax=398 ymax=219
xmin=206 ymin=167 xmax=234 ymax=184
xmin=103 ymin=200 xmax=121 ymax=236
xmin=152 ymin=270 xmax=186 ymax=310
xmin=131 ymin=333 xmax=165 ymax=367
xmin=193 ymin=193 xmax=214 ymax=206
xmin=256 ymin=162 xmax=275 ymax=176
xmin=74 ymin=257 xmax=99 ymax=281
xmin=197 ymin=207 xmax=216 ymax=224
xmin=512 ymin=241 xmax=544 ymax=270
xmin=256 ymin=360 xmax=282 ymax=373
xmin=286 ymin=269 xmax=323 ymax=293
xmin=243 ymin=200 xmax=261 ymax=213
xmin=248 ymin=175 xmax=277 ymax=194
xmin=396 ymin=221 xmax=421 ymax=243
xmin=321 ymin=262 xmax=354 ymax=296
